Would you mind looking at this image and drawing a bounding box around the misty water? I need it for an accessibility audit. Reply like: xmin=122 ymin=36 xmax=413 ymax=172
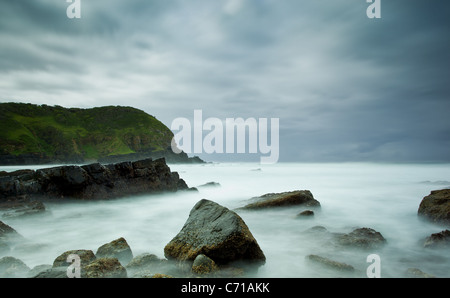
xmin=1 ymin=162 xmax=449 ymax=278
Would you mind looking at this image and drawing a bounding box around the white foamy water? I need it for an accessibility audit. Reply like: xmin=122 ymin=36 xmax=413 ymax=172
xmin=1 ymin=162 xmax=449 ymax=278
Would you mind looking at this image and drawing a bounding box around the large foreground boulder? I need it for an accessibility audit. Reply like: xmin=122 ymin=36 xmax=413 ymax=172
xmin=240 ymin=190 xmax=320 ymax=210
xmin=164 ymin=199 xmax=266 ymax=266
xmin=418 ymin=189 xmax=450 ymax=226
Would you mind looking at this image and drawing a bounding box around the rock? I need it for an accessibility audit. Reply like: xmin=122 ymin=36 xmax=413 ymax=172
xmin=0 ymin=158 xmax=189 ymax=201
xmin=0 ymin=221 xmax=24 ymax=251
xmin=191 ymin=254 xmax=219 ymax=275
xmin=27 ymin=264 xmax=52 ymax=277
xmin=335 ymin=227 xmax=387 ymax=249
xmin=126 ymin=253 xmax=164 ymax=269
xmin=53 ymin=249 xmax=96 ymax=268
xmin=0 ymin=199 xmax=46 ymax=218
xmin=197 ymin=182 xmax=221 ymax=188
xmin=151 ymin=273 xmax=173 ymax=278
xmin=405 ymin=268 xmax=436 ymax=278
xmin=296 ymin=210 xmax=314 ymax=218
xmin=418 ymin=189 xmax=450 ymax=226
xmin=33 ymin=267 xmax=68 ymax=278
xmin=82 ymin=258 xmax=127 ymax=278
xmin=164 ymin=199 xmax=266 ymax=266
xmin=0 ymin=256 xmax=30 ymax=278
xmin=423 ymin=230 xmax=450 ymax=248
xmin=240 ymin=190 xmax=320 ymax=210
xmin=306 ymin=254 xmax=355 ymax=272
xmin=96 ymin=237 xmax=133 ymax=265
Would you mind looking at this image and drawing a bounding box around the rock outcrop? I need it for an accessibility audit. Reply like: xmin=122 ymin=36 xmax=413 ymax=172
xmin=0 ymin=158 xmax=189 ymax=201
xmin=240 ymin=190 xmax=320 ymax=210
xmin=418 ymin=189 xmax=450 ymax=226
xmin=164 ymin=199 xmax=266 ymax=266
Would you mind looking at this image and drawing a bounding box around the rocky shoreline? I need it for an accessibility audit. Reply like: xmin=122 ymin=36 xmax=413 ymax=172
xmin=0 ymin=158 xmax=191 ymax=204
xmin=0 ymin=185 xmax=448 ymax=278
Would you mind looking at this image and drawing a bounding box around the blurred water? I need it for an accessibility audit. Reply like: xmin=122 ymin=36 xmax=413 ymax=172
xmin=1 ymin=162 xmax=449 ymax=277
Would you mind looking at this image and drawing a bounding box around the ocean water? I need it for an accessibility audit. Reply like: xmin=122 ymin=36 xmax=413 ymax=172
xmin=1 ymin=162 xmax=449 ymax=278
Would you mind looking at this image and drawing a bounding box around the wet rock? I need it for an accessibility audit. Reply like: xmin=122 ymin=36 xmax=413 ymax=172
xmin=0 ymin=256 xmax=30 ymax=278
xmin=423 ymin=230 xmax=450 ymax=248
xmin=335 ymin=227 xmax=387 ymax=249
xmin=96 ymin=237 xmax=133 ymax=265
xmin=191 ymin=254 xmax=219 ymax=275
xmin=0 ymin=158 xmax=189 ymax=201
xmin=296 ymin=210 xmax=314 ymax=218
xmin=197 ymin=182 xmax=221 ymax=188
xmin=82 ymin=258 xmax=127 ymax=278
xmin=27 ymin=264 xmax=52 ymax=277
xmin=418 ymin=189 xmax=450 ymax=226
xmin=306 ymin=254 xmax=355 ymax=272
xmin=53 ymin=249 xmax=96 ymax=268
xmin=0 ymin=221 xmax=24 ymax=252
xmin=164 ymin=199 xmax=266 ymax=266
xmin=0 ymin=199 xmax=46 ymax=218
xmin=240 ymin=190 xmax=320 ymax=210
xmin=33 ymin=267 xmax=68 ymax=278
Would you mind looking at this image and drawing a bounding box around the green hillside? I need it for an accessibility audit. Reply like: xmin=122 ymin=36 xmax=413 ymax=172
xmin=0 ymin=103 xmax=174 ymax=162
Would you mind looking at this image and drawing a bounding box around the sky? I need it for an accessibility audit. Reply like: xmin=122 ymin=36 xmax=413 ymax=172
xmin=0 ymin=0 xmax=449 ymax=163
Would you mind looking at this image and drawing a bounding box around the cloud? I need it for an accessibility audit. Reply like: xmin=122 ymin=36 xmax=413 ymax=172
xmin=0 ymin=0 xmax=449 ymax=162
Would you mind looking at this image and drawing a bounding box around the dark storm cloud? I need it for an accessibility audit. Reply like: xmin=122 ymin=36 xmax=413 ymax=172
xmin=0 ymin=0 xmax=449 ymax=162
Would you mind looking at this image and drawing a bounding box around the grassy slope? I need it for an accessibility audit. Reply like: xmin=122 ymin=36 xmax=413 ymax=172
xmin=0 ymin=103 xmax=174 ymax=160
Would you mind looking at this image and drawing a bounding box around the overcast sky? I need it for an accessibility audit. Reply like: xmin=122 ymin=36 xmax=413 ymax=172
xmin=0 ymin=0 xmax=449 ymax=163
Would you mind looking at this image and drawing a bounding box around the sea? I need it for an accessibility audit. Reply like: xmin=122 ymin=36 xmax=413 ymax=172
xmin=1 ymin=162 xmax=449 ymax=278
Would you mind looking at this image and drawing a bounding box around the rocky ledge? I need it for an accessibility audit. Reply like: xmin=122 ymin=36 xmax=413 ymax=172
xmin=0 ymin=158 xmax=190 ymax=202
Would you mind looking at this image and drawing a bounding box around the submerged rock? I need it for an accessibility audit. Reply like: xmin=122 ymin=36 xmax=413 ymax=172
xmin=306 ymin=254 xmax=355 ymax=272
xmin=240 ymin=190 xmax=320 ymax=210
xmin=164 ymin=199 xmax=266 ymax=266
xmin=335 ymin=228 xmax=387 ymax=249
xmin=418 ymin=189 xmax=450 ymax=226
xmin=0 ymin=256 xmax=30 ymax=278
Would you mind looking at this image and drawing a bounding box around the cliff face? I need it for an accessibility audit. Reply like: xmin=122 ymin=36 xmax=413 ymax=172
xmin=0 ymin=158 xmax=189 ymax=201
xmin=0 ymin=103 xmax=202 ymax=165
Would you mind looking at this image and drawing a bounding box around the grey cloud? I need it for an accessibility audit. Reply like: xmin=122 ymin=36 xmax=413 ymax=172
xmin=0 ymin=0 xmax=449 ymax=162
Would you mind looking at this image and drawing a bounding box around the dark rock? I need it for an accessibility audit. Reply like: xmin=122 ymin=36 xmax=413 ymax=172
xmin=240 ymin=190 xmax=320 ymax=210
xmin=423 ymin=230 xmax=450 ymax=248
xmin=0 ymin=256 xmax=30 ymax=277
xmin=96 ymin=237 xmax=133 ymax=265
xmin=418 ymin=189 xmax=450 ymax=226
xmin=192 ymin=254 xmax=219 ymax=275
xmin=82 ymin=258 xmax=127 ymax=278
xmin=306 ymin=254 xmax=355 ymax=272
xmin=197 ymin=182 xmax=221 ymax=188
xmin=335 ymin=227 xmax=387 ymax=249
xmin=164 ymin=199 xmax=266 ymax=266
xmin=296 ymin=210 xmax=314 ymax=218
xmin=0 ymin=158 xmax=189 ymax=201
xmin=0 ymin=199 xmax=46 ymax=218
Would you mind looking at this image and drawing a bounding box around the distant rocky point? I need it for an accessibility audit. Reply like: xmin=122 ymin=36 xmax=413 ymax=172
xmin=0 ymin=102 xmax=204 ymax=165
